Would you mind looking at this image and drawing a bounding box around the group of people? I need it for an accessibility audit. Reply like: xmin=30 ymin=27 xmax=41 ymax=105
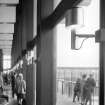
xmin=0 ymin=72 xmax=9 ymax=102
xmin=73 ymin=73 xmax=96 ymax=105
xmin=0 ymin=72 xmax=26 ymax=105
xmin=11 ymin=72 xmax=26 ymax=105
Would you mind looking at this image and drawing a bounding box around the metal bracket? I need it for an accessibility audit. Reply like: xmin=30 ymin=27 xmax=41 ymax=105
xmin=76 ymin=34 xmax=95 ymax=38
xmin=71 ymin=29 xmax=95 ymax=50
xmin=95 ymin=28 xmax=105 ymax=42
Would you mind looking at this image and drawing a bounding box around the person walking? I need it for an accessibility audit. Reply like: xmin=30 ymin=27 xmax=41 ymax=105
xmin=15 ymin=74 xmax=21 ymax=102
xmin=73 ymin=78 xmax=81 ymax=102
xmin=17 ymin=73 xmax=26 ymax=105
xmin=0 ymin=72 xmax=8 ymax=102
xmin=11 ymin=72 xmax=16 ymax=98
xmin=0 ymin=72 xmax=3 ymax=88
xmin=84 ymin=74 xmax=96 ymax=105
xmin=80 ymin=74 xmax=87 ymax=105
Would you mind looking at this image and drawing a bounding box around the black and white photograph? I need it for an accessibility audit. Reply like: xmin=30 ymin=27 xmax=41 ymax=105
xmin=0 ymin=0 xmax=103 ymax=105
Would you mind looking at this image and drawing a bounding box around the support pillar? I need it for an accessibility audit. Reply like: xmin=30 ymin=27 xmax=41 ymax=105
xmin=26 ymin=60 xmax=36 ymax=105
xmin=36 ymin=0 xmax=56 ymax=105
xmin=99 ymin=0 xmax=105 ymax=105
xmin=37 ymin=28 xmax=57 ymax=105
xmin=22 ymin=0 xmax=37 ymax=105
xmin=0 ymin=49 xmax=3 ymax=72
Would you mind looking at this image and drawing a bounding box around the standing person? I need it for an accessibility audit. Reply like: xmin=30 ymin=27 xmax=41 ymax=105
xmin=0 ymin=72 xmax=3 ymax=88
xmin=15 ymin=74 xmax=20 ymax=101
xmin=0 ymin=72 xmax=8 ymax=102
xmin=84 ymin=74 xmax=96 ymax=105
xmin=0 ymin=72 xmax=3 ymax=96
xmin=11 ymin=72 xmax=16 ymax=98
xmin=17 ymin=73 xmax=26 ymax=105
xmin=81 ymin=74 xmax=87 ymax=105
xmin=73 ymin=78 xmax=81 ymax=102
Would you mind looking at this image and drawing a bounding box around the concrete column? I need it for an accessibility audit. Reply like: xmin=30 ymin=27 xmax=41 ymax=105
xmin=21 ymin=1 xmax=27 ymax=50
xmin=15 ymin=5 xmax=21 ymax=62
xmin=24 ymin=0 xmax=34 ymax=42
xmin=12 ymin=23 xmax=17 ymax=65
xmin=13 ymin=23 xmax=18 ymax=64
xmin=37 ymin=29 xmax=57 ymax=105
xmin=26 ymin=59 xmax=36 ymax=105
xmin=99 ymin=0 xmax=105 ymax=104
xmin=36 ymin=0 xmax=56 ymax=105
xmin=0 ymin=49 xmax=3 ymax=72
xmin=22 ymin=0 xmax=37 ymax=105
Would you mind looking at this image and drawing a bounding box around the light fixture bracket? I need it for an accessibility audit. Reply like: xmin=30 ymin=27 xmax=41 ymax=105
xmin=71 ymin=30 xmax=95 ymax=50
xmin=95 ymin=28 xmax=105 ymax=42
xmin=73 ymin=0 xmax=92 ymax=7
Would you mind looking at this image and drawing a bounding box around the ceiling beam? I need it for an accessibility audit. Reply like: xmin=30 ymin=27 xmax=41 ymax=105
xmin=0 ymin=24 xmax=14 ymax=33
xmin=0 ymin=0 xmax=19 ymax=5
xmin=0 ymin=6 xmax=16 ymax=23
xmin=0 ymin=46 xmax=12 ymax=49
xmin=0 ymin=33 xmax=13 ymax=36
xmin=41 ymin=0 xmax=84 ymax=29
xmin=0 ymin=39 xmax=12 ymax=41
xmin=0 ymin=34 xmax=13 ymax=39
xmin=0 ymin=41 xmax=12 ymax=45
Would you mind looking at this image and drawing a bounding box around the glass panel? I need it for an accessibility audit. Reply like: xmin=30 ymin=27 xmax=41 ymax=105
xmin=56 ymin=20 xmax=99 ymax=105
xmin=56 ymin=0 xmax=99 ymax=105
xmin=3 ymin=55 xmax=11 ymax=69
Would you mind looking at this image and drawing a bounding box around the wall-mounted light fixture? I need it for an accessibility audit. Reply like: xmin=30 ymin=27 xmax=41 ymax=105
xmin=65 ymin=6 xmax=94 ymax=50
xmin=65 ymin=0 xmax=92 ymax=29
xmin=65 ymin=7 xmax=84 ymax=29
xmin=71 ymin=30 xmax=95 ymax=50
xmin=73 ymin=0 xmax=92 ymax=7
xmin=65 ymin=0 xmax=99 ymax=50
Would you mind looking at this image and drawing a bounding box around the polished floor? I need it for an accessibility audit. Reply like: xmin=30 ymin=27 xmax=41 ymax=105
xmin=0 ymin=85 xmax=98 ymax=105
xmin=56 ymin=92 xmax=99 ymax=105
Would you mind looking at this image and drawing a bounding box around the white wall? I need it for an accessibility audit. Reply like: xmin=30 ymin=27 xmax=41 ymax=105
xmin=57 ymin=0 xmax=99 ymax=68
xmin=57 ymin=24 xmax=99 ymax=67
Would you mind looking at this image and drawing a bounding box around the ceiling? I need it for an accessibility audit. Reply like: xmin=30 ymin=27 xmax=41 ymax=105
xmin=0 ymin=0 xmax=19 ymax=55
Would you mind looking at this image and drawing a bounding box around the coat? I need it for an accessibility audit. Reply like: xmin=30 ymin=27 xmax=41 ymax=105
xmin=83 ymin=77 xmax=96 ymax=100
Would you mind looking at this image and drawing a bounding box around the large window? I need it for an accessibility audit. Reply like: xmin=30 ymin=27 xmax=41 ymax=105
xmin=3 ymin=55 xmax=11 ymax=69
xmin=56 ymin=0 xmax=99 ymax=105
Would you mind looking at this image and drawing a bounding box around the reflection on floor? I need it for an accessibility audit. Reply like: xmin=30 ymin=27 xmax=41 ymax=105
xmin=1 ymin=84 xmax=99 ymax=105
xmin=56 ymin=92 xmax=99 ymax=105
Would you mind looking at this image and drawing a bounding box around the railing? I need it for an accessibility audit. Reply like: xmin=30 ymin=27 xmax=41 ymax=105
xmin=56 ymin=79 xmax=99 ymax=97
